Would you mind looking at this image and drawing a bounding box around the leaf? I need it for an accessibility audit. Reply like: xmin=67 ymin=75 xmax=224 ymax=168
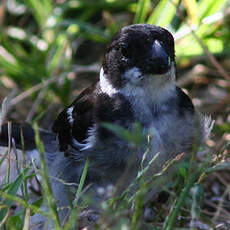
xmin=134 ymin=0 xmax=151 ymax=23
xmin=30 ymin=198 xmax=43 ymax=216
xmin=23 ymin=0 xmax=53 ymax=29
xmin=198 ymin=0 xmax=227 ymax=20
xmin=6 ymin=215 xmax=23 ymax=230
xmin=102 ymin=122 xmax=146 ymax=147
xmin=0 ymin=168 xmax=30 ymax=222
xmin=58 ymin=20 xmax=109 ymax=42
xmin=0 ymin=151 xmax=8 ymax=167
xmin=182 ymin=0 xmax=198 ymax=25
xmin=147 ymin=0 xmax=179 ymax=27
xmin=176 ymin=35 xmax=224 ymax=57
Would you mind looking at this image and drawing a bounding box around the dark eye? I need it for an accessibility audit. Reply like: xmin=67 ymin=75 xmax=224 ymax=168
xmin=121 ymin=44 xmax=132 ymax=57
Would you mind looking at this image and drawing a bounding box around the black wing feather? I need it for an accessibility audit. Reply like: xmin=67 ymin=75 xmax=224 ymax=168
xmin=52 ymin=83 xmax=98 ymax=151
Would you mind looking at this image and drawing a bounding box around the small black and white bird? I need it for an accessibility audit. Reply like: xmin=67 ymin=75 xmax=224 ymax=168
xmin=0 ymin=24 xmax=213 ymax=227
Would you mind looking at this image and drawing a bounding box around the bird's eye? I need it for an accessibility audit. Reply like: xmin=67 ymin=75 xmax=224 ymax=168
xmin=121 ymin=45 xmax=131 ymax=57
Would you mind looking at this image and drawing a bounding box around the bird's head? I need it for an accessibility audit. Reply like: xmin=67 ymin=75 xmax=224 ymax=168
xmin=101 ymin=24 xmax=176 ymax=96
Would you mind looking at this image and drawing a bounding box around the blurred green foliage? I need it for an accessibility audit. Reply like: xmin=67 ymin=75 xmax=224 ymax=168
xmin=0 ymin=0 xmax=229 ymax=108
xmin=0 ymin=1 xmax=229 ymax=229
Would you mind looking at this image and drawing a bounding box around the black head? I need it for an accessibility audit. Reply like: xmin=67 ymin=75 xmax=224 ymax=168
xmin=102 ymin=24 xmax=175 ymax=89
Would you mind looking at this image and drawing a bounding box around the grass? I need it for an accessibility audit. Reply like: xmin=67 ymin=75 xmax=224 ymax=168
xmin=0 ymin=0 xmax=230 ymax=229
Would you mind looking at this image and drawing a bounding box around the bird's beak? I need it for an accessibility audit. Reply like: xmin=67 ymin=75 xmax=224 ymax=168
xmin=151 ymin=40 xmax=171 ymax=74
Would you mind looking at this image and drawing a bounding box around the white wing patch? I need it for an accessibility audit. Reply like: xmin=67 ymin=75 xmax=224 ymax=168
xmin=66 ymin=107 xmax=74 ymax=125
xmin=72 ymin=125 xmax=96 ymax=151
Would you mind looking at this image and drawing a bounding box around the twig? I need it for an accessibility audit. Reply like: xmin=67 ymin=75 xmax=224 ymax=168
xmin=10 ymin=63 xmax=100 ymax=107
xmin=10 ymin=77 xmax=59 ymax=106
xmin=204 ymin=200 xmax=230 ymax=219
xmin=0 ymin=89 xmax=18 ymax=128
xmin=189 ymin=29 xmax=230 ymax=82
xmin=6 ymin=122 xmax=12 ymax=184
xmin=26 ymin=86 xmax=48 ymax=123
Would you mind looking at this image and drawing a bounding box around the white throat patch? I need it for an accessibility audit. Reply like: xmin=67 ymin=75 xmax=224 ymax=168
xmin=99 ymin=64 xmax=176 ymax=102
xmin=123 ymin=67 xmax=143 ymax=84
xmin=120 ymin=64 xmax=176 ymax=103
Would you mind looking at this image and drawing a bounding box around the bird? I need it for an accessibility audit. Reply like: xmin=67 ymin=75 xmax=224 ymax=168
xmin=0 ymin=24 xmax=213 ymax=227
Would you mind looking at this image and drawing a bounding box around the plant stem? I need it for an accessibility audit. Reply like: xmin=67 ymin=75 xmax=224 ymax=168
xmin=163 ymin=173 xmax=199 ymax=230
xmin=34 ymin=123 xmax=61 ymax=229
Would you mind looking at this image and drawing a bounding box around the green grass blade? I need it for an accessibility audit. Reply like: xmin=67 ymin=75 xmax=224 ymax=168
xmin=23 ymin=0 xmax=53 ymax=28
xmin=0 ymin=151 xmax=8 ymax=167
xmin=198 ymin=0 xmax=227 ymax=20
xmin=0 ymin=191 xmax=49 ymax=217
xmin=183 ymin=0 xmax=198 ymax=25
xmin=58 ymin=20 xmax=109 ymax=42
xmin=147 ymin=0 xmax=179 ymax=27
xmin=134 ymin=0 xmax=151 ymax=23
xmin=33 ymin=123 xmax=61 ymax=229
xmin=0 ymin=168 xmax=30 ymax=222
xmin=74 ymin=157 xmax=90 ymax=205
xmin=63 ymin=157 xmax=90 ymax=230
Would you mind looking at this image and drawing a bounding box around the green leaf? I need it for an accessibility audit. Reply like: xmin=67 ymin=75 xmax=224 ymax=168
xmin=75 ymin=157 xmax=90 ymax=205
xmin=134 ymin=0 xmax=151 ymax=23
xmin=198 ymin=0 xmax=227 ymax=20
xmin=176 ymin=35 xmax=224 ymax=57
xmin=58 ymin=20 xmax=110 ymax=42
xmin=30 ymin=198 xmax=44 ymax=216
xmin=46 ymin=33 xmax=70 ymax=75
xmin=0 ymin=168 xmax=30 ymax=222
xmin=147 ymin=0 xmax=179 ymax=27
xmin=102 ymin=122 xmax=146 ymax=147
xmin=182 ymin=0 xmax=198 ymax=25
xmin=23 ymin=0 xmax=53 ymax=29
xmin=6 ymin=215 xmax=23 ymax=230
xmin=0 ymin=151 xmax=8 ymax=167
xmin=177 ymin=161 xmax=190 ymax=179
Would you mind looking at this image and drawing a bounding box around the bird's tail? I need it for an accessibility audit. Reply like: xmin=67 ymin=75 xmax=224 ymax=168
xmin=0 ymin=122 xmax=57 ymax=152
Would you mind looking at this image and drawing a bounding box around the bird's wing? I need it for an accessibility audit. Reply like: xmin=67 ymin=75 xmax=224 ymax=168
xmin=52 ymin=83 xmax=98 ymax=151
xmin=175 ymin=87 xmax=195 ymax=114
xmin=52 ymin=82 xmax=135 ymax=153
